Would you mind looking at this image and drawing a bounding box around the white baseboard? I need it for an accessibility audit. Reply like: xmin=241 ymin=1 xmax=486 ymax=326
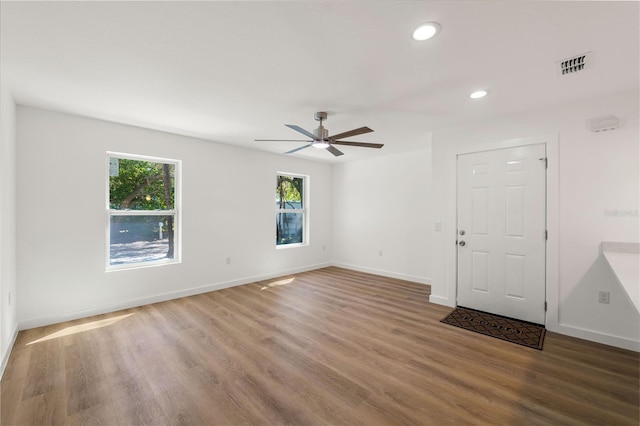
xmin=18 ymin=262 xmax=331 ymax=331
xmin=1 ymin=325 xmax=19 ymax=380
xmin=331 ymin=262 xmax=430 ymax=285
xmin=555 ymin=323 xmax=640 ymax=352
xmin=429 ymin=294 xmax=453 ymax=307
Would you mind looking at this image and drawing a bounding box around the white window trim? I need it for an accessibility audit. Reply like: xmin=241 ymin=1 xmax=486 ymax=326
xmin=276 ymin=172 xmax=309 ymax=249
xmin=106 ymin=152 xmax=182 ymax=271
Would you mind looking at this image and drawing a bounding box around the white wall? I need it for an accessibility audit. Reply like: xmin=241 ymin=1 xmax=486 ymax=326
xmin=16 ymin=106 xmax=333 ymax=328
xmin=0 ymin=77 xmax=18 ymax=376
xmin=332 ymin=146 xmax=431 ymax=284
xmin=430 ymin=90 xmax=640 ymax=350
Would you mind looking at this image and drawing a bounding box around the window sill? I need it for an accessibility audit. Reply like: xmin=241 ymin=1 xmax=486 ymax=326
xmin=276 ymin=243 xmax=308 ymax=250
xmin=106 ymin=258 xmax=181 ymax=272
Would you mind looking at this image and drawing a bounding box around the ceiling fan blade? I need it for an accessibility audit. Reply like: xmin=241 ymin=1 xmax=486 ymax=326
xmin=255 ymin=139 xmax=311 ymax=142
xmin=332 ymin=141 xmax=384 ymax=149
xmin=285 ymin=144 xmax=313 ymax=154
xmin=329 ymin=126 xmax=373 ymax=141
xmin=326 ymin=145 xmax=344 ymax=157
xmin=285 ymin=124 xmax=317 ymax=140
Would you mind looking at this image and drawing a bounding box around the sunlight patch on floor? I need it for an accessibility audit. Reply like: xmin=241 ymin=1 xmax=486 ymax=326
xmin=261 ymin=277 xmax=296 ymax=290
xmin=26 ymin=313 xmax=135 ymax=345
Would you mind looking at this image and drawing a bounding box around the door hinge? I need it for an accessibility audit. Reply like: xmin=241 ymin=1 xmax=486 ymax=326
xmin=544 ymin=301 xmax=548 ymax=312
xmin=539 ymin=157 xmax=548 ymax=169
xmin=545 ymin=230 xmax=548 ymax=240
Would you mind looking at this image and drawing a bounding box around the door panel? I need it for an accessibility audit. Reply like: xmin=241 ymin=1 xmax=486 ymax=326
xmin=472 ymin=251 xmax=489 ymax=292
xmin=471 ymin=187 xmax=489 ymax=235
xmin=457 ymin=144 xmax=546 ymax=324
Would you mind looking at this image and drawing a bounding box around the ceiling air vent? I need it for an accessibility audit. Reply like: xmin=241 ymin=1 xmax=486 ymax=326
xmin=557 ymin=52 xmax=592 ymax=76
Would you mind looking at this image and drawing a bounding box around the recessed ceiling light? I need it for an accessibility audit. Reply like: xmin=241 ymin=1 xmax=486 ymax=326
xmin=412 ymin=22 xmax=441 ymax=41
xmin=469 ymin=90 xmax=488 ymax=99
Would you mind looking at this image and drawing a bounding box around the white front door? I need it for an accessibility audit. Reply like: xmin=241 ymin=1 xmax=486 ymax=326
xmin=456 ymin=144 xmax=547 ymax=324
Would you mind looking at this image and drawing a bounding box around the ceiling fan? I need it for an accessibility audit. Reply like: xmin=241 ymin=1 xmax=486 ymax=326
xmin=255 ymin=112 xmax=384 ymax=157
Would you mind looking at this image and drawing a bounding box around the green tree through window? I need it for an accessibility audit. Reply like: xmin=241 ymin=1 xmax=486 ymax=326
xmin=276 ymin=174 xmax=305 ymax=246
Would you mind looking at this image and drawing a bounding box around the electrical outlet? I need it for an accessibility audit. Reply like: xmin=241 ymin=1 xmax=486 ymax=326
xmin=598 ymin=291 xmax=610 ymax=304
xmin=226 ymin=257 xmax=231 ymax=265
xmin=322 ymin=245 xmax=326 ymax=252
xmin=435 ymin=222 xmax=442 ymax=232
xmin=378 ymin=250 xmax=383 ymax=256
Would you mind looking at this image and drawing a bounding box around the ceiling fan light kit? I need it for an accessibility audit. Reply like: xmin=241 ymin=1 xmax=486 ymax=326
xmin=312 ymin=141 xmax=329 ymax=149
xmin=255 ymin=112 xmax=384 ymax=157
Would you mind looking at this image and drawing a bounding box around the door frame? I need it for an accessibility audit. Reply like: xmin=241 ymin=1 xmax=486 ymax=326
xmin=443 ymin=133 xmax=559 ymax=332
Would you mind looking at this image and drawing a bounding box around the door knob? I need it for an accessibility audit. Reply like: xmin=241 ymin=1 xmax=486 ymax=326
xmin=458 ymin=240 xmax=466 ymax=246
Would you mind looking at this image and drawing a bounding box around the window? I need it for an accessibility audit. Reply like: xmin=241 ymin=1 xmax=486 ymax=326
xmin=107 ymin=153 xmax=180 ymax=269
xmin=276 ymin=173 xmax=307 ymax=247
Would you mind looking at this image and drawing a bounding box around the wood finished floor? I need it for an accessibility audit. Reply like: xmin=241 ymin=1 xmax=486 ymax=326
xmin=2 ymin=267 xmax=638 ymax=425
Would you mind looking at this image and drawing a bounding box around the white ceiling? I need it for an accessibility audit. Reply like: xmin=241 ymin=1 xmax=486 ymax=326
xmin=1 ymin=1 xmax=638 ymax=163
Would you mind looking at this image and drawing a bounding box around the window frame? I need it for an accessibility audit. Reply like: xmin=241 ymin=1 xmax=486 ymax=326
xmin=275 ymin=172 xmax=308 ymax=249
xmin=106 ymin=152 xmax=182 ymax=271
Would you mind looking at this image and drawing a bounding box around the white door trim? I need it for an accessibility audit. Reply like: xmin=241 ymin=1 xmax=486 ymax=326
xmin=438 ymin=133 xmax=559 ymax=332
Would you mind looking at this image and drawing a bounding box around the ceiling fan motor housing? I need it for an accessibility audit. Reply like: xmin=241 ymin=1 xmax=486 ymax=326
xmin=313 ymin=126 xmax=329 ymax=140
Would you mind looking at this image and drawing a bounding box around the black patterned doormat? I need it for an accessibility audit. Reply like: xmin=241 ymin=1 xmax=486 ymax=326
xmin=441 ymin=307 xmax=545 ymax=350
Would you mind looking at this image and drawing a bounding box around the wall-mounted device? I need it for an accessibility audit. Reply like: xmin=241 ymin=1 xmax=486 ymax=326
xmin=587 ymin=115 xmax=620 ymax=133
